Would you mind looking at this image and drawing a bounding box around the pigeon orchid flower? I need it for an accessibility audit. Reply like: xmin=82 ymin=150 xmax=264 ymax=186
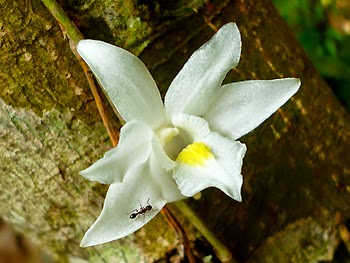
xmin=77 ymin=22 xmax=300 ymax=247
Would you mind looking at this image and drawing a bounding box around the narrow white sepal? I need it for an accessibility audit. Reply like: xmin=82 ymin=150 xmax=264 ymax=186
xmin=204 ymin=78 xmax=301 ymax=140
xmin=165 ymin=23 xmax=241 ymax=117
xmin=77 ymin=40 xmax=166 ymax=128
xmin=80 ymin=163 xmax=167 ymax=247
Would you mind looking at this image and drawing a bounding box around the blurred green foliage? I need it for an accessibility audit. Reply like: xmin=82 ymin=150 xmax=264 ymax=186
xmin=273 ymin=0 xmax=350 ymax=111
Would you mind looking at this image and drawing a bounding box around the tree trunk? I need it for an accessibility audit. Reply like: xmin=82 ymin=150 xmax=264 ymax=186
xmin=1 ymin=0 xmax=349 ymax=262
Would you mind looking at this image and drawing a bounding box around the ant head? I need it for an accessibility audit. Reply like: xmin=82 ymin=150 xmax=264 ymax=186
xmin=130 ymin=213 xmax=137 ymax=219
xmin=145 ymin=205 xmax=152 ymax=211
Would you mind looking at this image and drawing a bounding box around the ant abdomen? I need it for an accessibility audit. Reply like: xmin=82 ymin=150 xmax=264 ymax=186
xmin=130 ymin=213 xmax=137 ymax=219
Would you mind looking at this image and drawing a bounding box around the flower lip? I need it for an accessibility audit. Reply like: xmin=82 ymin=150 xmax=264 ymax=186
xmin=159 ymin=126 xmax=191 ymax=161
xmin=176 ymin=142 xmax=214 ymax=166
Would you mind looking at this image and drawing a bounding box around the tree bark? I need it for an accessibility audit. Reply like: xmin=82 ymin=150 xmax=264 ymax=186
xmin=1 ymin=0 xmax=349 ymax=262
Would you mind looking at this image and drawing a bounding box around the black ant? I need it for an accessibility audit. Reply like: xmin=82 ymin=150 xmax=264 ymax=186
xmin=129 ymin=199 xmax=153 ymax=220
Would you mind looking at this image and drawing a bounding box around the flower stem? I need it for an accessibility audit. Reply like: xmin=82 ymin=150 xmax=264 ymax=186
xmin=41 ymin=0 xmax=120 ymax=145
xmin=161 ymin=206 xmax=196 ymax=262
xmin=173 ymin=200 xmax=236 ymax=263
xmin=41 ymin=0 xmax=83 ymax=44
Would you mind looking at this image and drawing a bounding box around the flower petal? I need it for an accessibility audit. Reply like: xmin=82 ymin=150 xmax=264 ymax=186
xmin=77 ymin=40 xmax=165 ymax=127
xmin=80 ymin=163 xmax=167 ymax=247
xmin=173 ymin=132 xmax=246 ymax=201
xmin=203 ymin=78 xmax=301 ymax=140
xmin=165 ymin=23 xmax=241 ymax=116
xmin=148 ymin=145 xmax=185 ymax=202
xmin=79 ymin=121 xmax=152 ymax=184
xmin=150 ymin=136 xmax=176 ymax=171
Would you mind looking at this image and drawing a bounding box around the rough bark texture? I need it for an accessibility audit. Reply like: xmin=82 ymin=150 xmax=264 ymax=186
xmin=1 ymin=0 xmax=350 ymax=262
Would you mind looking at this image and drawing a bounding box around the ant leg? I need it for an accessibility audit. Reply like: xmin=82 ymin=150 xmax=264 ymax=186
xmin=138 ymin=200 xmax=142 ymax=210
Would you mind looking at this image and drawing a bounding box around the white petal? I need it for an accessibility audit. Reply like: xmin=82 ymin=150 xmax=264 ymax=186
xmin=150 ymin=136 xmax=176 ymax=171
xmin=80 ymin=163 xmax=167 ymax=247
xmin=77 ymin=40 xmax=165 ymax=127
xmin=203 ymin=78 xmax=301 ymax=140
xmin=165 ymin=23 xmax=241 ymax=116
xmin=79 ymin=121 xmax=153 ymax=184
xmin=148 ymin=146 xmax=185 ymax=202
xmin=173 ymin=132 xmax=246 ymax=201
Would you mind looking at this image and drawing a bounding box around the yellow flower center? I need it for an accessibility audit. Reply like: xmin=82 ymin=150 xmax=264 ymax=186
xmin=176 ymin=142 xmax=213 ymax=166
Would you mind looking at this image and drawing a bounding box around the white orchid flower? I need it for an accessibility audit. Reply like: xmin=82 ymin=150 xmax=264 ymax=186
xmin=77 ymin=22 xmax=300 ymax=247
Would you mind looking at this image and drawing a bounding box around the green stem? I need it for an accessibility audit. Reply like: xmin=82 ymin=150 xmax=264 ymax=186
xmin=41 ymin=0 xmax=83 ymax=45
xmin=173 ymin=200 xmax=236 ymax=263
xmin=41 ymin=0 xmax=121 ymax=145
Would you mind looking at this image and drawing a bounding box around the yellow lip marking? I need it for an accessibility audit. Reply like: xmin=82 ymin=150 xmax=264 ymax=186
xmin=176 ymin=142 xmax=213 ymax=166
